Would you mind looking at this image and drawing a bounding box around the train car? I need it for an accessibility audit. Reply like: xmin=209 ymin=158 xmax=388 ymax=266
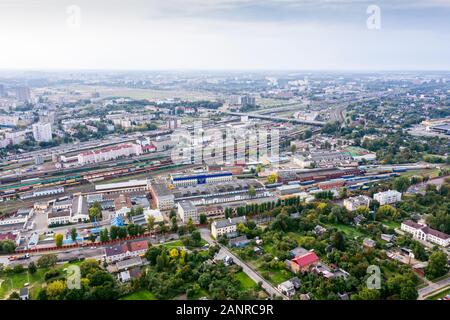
xmin=300 ymin=180 xmax=316 ymax=186
xmin=265 ymin=183 xmax=283 ymax=189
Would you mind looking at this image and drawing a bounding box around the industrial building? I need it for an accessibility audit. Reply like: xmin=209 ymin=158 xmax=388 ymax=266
xmin=150 ymin=183 xmax=175 ymax=210
xmin=170 ymin=171 xmax=233 ymax=187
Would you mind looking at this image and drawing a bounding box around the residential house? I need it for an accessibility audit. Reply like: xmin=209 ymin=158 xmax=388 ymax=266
xmin=343 ymin=195 xmax=371 ymax=212
xmin=289 ymin=251 xmax=320 ymax=273
xmin=278 ymin=280 xmax=295 ymax=297
xmin=104 ymin=240 xmax=149 ymax=263
xmin=211 ymin=216 xmax=246 ymax=239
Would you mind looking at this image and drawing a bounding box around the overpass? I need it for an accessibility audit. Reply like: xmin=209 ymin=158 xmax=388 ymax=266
xmin=225 ymin=111 xmax=326 ymax=127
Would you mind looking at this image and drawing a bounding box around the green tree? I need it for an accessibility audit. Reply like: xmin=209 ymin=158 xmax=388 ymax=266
xmin=332 ymin=231 xmax=346 ymax=251
xmin=99 ymin=228 xmax=109 ymax=242
xmin=393 ymin=176 xmax=411 ymax=193
xmin=110 ymin=226 xmax=119 ymax=240
xmin=248 ymin=186 xmax=256 ymax=197
xmin=351 ymin=288 xmax=381 ymax=300
xmin=426 ymin=251 xmax=449 ymax=279
xmin=171 ymin=217 xmax=178 ymax=232
xmin=267 ymin=173 xmax=278 ymax=184
xmin=28 ymin=261 xmax=37 ymax=274
xmin=147 ymin=216 xmax=155 ymax=234
xmin=376 ymin=205 xmax=398 ymax=220
xmin=54 ymin=233 xmax=64 ymax=248
xmin=70 ymin=228 xmax=78 ymax=242
xmin=37 ymin=254 xmax=57 ymax=268
xmin=199 ymin=213 xmax=207 ymax=225
xmin=88 ymin=202 xmax=102 ymax=221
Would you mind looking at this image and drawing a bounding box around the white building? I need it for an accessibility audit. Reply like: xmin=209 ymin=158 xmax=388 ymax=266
xmin=143 ymin=208 xmax=164 ymax=223
xmin=374 ymin=190 xmax=402 ymax=205
xmin=177 ymin=200 xmax=198 ymax=223
xmin=343 ymin=195 xmax=371 ymax=212
xmin=20 ymin=186 xmax=64 ymax=200
xmin=32 ymin=122 xmax=52 ymax=142
xmin=47 ymin=195 xmax=89 ymax=226
xmin=0 ymin=115 xmax=19 ymax=127
xmin=0 ymin=208 xmax=32 ymax=228
xmin=211 ymin=216 xmax=246 ymax=239
xmin=401 ymin=220 xmax=450 ymax=247
xmin=78 ymin=143 xmax=142 ymax=165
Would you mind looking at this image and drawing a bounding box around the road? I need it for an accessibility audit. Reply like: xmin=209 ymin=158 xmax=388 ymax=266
xmin=418 ymin=274 xmax=450 ymax=300
xmin=199 ymin=228 xmax=288 ymax=300
xmin=224 ymin=111 xmax=325 ymax=127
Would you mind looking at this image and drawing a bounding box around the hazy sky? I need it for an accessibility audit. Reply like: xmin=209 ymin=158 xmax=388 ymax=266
xmin=0 ymin=0 xmax=449 ymax=71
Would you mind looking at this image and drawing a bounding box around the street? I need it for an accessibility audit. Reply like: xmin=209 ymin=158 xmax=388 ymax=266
xmin=199 ymin=228 xmax=288 ymax=300
xmin=418 ymin=274 xmax=450 ymax=300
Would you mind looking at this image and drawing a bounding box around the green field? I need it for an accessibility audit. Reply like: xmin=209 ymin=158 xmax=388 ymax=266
xmin=161 ymin=240 xmax=185 ymax=249
xmin=120 ymin=290 xmax=157 ymax=300
xmin=323 ymin=223 xmax=364 ymax=238
xmin=382 ymin=220 xmax=401 ymax=229
xmin=235 ymin=271 xmax=257 ymax=290
xmin=0 ymin=268 xmax=48 ymax=300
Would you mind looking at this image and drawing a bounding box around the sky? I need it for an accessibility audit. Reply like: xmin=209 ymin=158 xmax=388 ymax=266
xmin=0 ymin=0 xmax=449 ymax=71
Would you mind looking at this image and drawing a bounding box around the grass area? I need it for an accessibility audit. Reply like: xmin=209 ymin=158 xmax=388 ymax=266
xmin=426 ymin=287 xmax=450 ymax=300
xmin=400 ymin=168 xmax=441 ymax=179
xmin=323 ymin=223 xmax=364 ymax=239
xmin=235 ymin=271 xmax=257 ymax=290
xmin=257 ymin=266 xmax=294 ymax=285
xmin=0 ymin=260 xmax=89 ymax=300
xmin=161 ymin=240 xmax=185 ymax=249
xmin=120 ymin=290 xmax=157 ymax=300
xmin=0 ymin=268 xmax=48 ymax=300
xmin=381 ymin=220 xmax=401 ymax=229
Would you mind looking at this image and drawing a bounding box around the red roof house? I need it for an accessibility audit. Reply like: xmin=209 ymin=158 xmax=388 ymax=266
xmin=291 ymin=252 xmax=320 ymax=273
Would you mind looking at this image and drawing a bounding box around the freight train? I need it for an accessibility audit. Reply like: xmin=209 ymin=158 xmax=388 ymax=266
xmin=0 ymin=157 xmax=178 ymax=201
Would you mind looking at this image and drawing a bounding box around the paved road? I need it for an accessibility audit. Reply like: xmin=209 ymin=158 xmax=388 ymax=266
xmin=199 ymin=228 xmax=288 ymax=300
xmin=418 ymin=273 xmax=450 ymax=300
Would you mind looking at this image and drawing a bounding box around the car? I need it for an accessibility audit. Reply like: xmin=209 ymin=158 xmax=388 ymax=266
xmin=8 ymin=256 xmax=17 ymax=261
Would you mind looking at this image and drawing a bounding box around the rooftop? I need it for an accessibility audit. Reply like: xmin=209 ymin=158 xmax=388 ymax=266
xmin=213 ymin=216 xmax=246 ymax=229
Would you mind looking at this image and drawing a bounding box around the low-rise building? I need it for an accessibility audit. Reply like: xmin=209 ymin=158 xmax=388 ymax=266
xmin=374 ymin=190 xmax=402 ymax=205
xmin=20 ymin=186 xmax=64 ymax=200
xmin=170 ymin=171 xmax=233 ymax=187
xmin=211 ymin=216 xmax=246 ymax=239
xmin=363 ymin=238 xmax=376 ymax=249
xmin=47 ymin=195 xmax=89 ymax=226
xmin=150 ymin=183 xmax=175 ymax=210
xmin=289 ymin=251 xmax=320 ymax=273
xmin=401 ymin=220 xmax=450 ymax=247
xmin=343 ymin=195 xmax=371 ymax=212
xmin=177 ymin=200 xmax=198 ymax=223
xmin=78 ymin=143 xmax=142 ymax=165
xmin=104 ymin=240 xmax=149 ymax=263
xmin=278 ymin=280 xmax=296 ymax=297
